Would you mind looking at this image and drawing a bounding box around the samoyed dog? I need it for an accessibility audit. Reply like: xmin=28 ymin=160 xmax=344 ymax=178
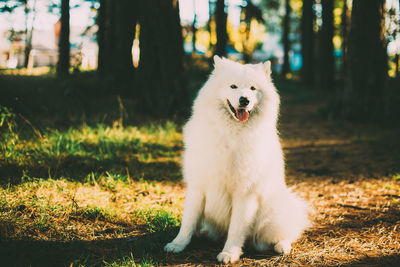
xmin=164 ymin=56 xmax=309 ymax=263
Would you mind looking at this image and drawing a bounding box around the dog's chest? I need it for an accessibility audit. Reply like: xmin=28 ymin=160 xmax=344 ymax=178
xmin=218 ymin=136 xmax=261 ymax=180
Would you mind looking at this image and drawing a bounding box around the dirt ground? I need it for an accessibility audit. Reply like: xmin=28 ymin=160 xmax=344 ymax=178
xmin=2 ymin=89 xmax=400 ymax=266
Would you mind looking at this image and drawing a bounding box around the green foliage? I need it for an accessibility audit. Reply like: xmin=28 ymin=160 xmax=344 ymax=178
xmin=104 ymin=253 xmax=156 ymax=267
xmin=135 ymin=209 xmax=180 ymax=233
xmin=0 ymin=106 xmax=20 ymax=163
xmin=0 ymin=119 xmax=182 ymax=181
xmin=75 ymin=207 xmax=109 ymax=220
xmin=104 ymin=254 xmax=137 ymax=267
xmin=0 ymin=106 xmax=16 ymax=131
xmin=139 ymin=254 xmax=156 ymax=267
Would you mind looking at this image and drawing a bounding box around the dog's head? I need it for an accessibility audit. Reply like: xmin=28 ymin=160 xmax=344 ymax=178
xmin=211 ymin=56 xmax=273 ymax=122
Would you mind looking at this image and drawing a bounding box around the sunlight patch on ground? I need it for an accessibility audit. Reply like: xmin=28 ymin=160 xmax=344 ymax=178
xmin=0 ymin=176 xmax=185 ymax=241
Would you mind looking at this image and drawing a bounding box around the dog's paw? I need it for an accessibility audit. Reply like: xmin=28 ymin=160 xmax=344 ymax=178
xmin=274 ymin=240 xmax=292 ymax=254
xmin=164 ymin=242 xmax=187 ymax=253
xmin=217 ymin=249 xmax=241 ymax=264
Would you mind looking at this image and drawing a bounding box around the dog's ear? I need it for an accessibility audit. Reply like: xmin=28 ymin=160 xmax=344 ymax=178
xmin=213 ymin=55 xmax=224 ymax=70
xmin=263 ymin=61 xmax=271 ymax=76
xmin=254 ymin=61 xmax=271 ymax=76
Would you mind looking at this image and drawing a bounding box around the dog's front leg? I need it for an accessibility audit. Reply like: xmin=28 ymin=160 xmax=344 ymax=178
xmin=217 ymin=193 xmax=258 ymax=264
xmin=164 ymin=187 xmax=204 ymax=253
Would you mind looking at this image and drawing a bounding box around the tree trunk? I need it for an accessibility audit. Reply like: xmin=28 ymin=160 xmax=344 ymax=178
xmin=97 ymin=0 xmax=107 ymax=75
xmin=97 ymin=0 xmax=137 ymax=94
xmin=192 ymin=11 xmax=197 ymax=54
xmin=137 ymin=0 xmax=188 ymax=115
xmin=340 ymin=0 xmax=350 ymax=80
xmin=396 ymin=0 xmax=400 ymax=78
xmin=320 ymin=0 xmax=334 ymax=90
xmin=281 ymin=0 xmax=291 ymax=79
xmin=113 ymin=0 xmax=136 ymax=84
xmin=215 ymin=0 xmax=227 ymax=57
xmin=300 ymin=0 xmax=314 ymax=85
xmin=23 ymin=0 xmax=32 ymax=68
xmin=57 ymin=0 xmax=70 ymax=77
xmin=344 ymin=0 xmax=387 ymax=120
xmin=208 ymin=0 xmax=214 ymax=52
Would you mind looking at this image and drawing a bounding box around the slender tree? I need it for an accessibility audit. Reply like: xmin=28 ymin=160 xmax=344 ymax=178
xmin=320 ymin=0 xmax=334 ymax=90
xmin=97 ymin=0 xmax=107 ymax=75
xmin=396 ymin=0 xmax=400 ymax=78
xmin=207 ymin=0 xmax=214 ymax=52
xmin=344 ymin=0 xmax=387 ymax=120
xmin=340 ymin=0 xmax=350 ymax=79
xmin=300 ymin=0 xmax=314 ymax=85
xmin=57 ymin=0 xmax=70 ymax=77
xmin=192 ymin=0 xmax=197 ymax=54
xmin=23 ymin=0 xmax=37 ymax=68
xmin=281 ymin=0 xmax=291 ymax=79
xmin=215 ymin=0 xmax=227 ymax=57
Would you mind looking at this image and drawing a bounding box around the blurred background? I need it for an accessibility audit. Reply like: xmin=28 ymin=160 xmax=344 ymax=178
xmin=0 ymin=0 xmax=399 ymax=121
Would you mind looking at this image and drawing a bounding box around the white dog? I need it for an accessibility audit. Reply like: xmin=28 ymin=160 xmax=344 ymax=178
xmin=164 ymin=56 xmax=309 ymax=264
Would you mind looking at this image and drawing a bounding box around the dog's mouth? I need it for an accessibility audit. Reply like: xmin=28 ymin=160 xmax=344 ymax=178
xmin=227 ymin=100 xmax=250 ymax=122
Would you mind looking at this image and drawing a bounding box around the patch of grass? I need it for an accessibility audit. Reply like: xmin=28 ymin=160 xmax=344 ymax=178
xmin=75 ymin=207 xmax=109 ymax=220
xmin=0 ymin=114 xmax=185 ymax=241
xmin=139 ymin=254 xmax=157 ymax=267
xmin=104 ymin=253 xmax=156 ymax=267
xmin=0 ymin=170 xmax=185 ymax=241
xmin=0 ymin=117 xmax=182 ymax=182
xmin=135 ymin=208 xmax=180 ymax=233
xmin=104 ymin=253 xmax=137 ymax=267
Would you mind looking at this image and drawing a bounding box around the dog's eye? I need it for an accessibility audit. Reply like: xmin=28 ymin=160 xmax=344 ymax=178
xmin=230 ymin=84 xmax=238 ymax=89
xmin=250 ymin=86 xmax=256 ymax=91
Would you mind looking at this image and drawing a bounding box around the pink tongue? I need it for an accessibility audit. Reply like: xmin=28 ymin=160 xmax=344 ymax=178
xmin=236 ymin=109 xmax=249 ymax=122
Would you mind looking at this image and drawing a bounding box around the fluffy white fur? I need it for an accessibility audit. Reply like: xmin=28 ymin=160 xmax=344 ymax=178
xmin=164 ymin=56 xmax=310 ymax=264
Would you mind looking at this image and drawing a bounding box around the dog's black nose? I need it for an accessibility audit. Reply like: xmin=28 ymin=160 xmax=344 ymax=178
xmin=239 ymin=97 xmax=249 ymax=107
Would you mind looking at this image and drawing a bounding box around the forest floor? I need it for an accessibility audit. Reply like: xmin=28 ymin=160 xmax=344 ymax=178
xmin=0 ymin=74 xmax=400 ymax=266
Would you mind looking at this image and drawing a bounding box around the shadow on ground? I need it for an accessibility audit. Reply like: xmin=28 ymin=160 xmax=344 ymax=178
xmin=285 ymin=141 xmax=400 ymax=180
xmin=3 ymin=221 xmax=400 ymax=266
xmin=0 ymin=229 xmax=289 ymax=266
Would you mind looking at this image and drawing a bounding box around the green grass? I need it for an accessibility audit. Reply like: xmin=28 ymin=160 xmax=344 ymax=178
xmin=0 ymin=103 xmax=185 ymax=245
xmin=104 ymin=253 xmax=156 ymax=267
xmin=0 ymin=163 xmax=184 ymax=240
xmin=134 ymin=208 xmax=180 ymax=233
xmin=0 ymin=110 xmax=183 ymax=182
